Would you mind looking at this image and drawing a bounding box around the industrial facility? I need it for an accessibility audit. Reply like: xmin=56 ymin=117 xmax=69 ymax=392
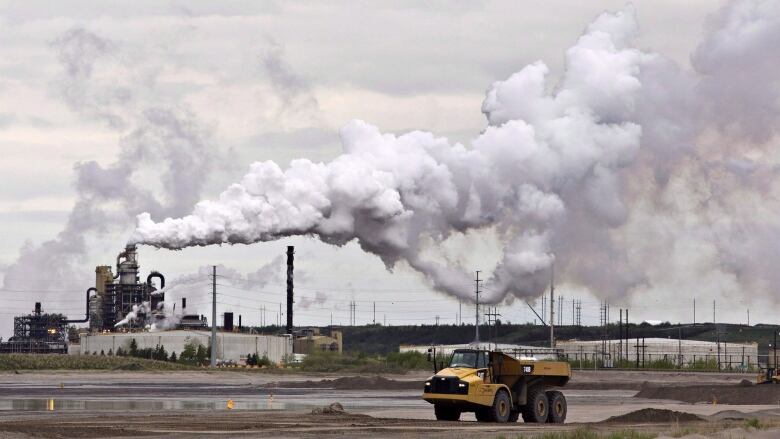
xmin=88 ymin=244 xmax=165 ymax=331
xmin=0 ymin=243 xmax=303 ymax=364
xmin=0 ymin=301 xmax=87 ymax=354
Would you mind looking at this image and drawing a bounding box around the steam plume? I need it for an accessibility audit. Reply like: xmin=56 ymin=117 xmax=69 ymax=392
xmin=132 ymin=2 xmax=780 ymax=307
xmin=1 ymin=28 xmax=219 ymax=293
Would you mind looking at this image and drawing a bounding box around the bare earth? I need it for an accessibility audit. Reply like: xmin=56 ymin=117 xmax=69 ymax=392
xmin=0 ymin=369 xmax=777 ymax=438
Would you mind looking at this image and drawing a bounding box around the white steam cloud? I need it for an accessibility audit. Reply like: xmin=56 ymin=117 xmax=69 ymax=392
xmin=131 ymin=2 xmax=780 ymax=307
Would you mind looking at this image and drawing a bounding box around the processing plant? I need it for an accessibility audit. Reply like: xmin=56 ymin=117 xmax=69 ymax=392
xmin=89 ymin=244 xmax=165 ymax=331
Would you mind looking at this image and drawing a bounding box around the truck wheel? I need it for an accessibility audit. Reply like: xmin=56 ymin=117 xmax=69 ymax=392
xmin=546 ymin=390 xmax=567 ymax=424
xmin=491 ymin=390 xmax=512 ymax=423
xmin=521 ymin=387 xmax=548 ymax=423
xmin=434 ymin=404 xmax=460 ymax=421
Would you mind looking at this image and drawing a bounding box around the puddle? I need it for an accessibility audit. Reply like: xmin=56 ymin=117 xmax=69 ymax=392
xmin=0 ymin=398 xmax=300 ymax=411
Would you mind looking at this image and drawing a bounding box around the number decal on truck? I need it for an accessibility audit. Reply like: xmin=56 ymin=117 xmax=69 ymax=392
xmin=522 ymin=365 xmax=534 ymax=374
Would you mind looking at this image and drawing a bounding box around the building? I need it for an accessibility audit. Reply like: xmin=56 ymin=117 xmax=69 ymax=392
xmin=293 ymin=328 xmax=343 ymax=354
xmin=78 ymin=330 xmax=293 ymax=364
xmin=400 ymin=343 xmax=561 ymax=360
xmin=556 ymin=338 xmax=759 ymax=369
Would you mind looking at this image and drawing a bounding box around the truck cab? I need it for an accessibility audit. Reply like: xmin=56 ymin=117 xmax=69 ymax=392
xmin=422 ymin=348 xmax=570 ymax=423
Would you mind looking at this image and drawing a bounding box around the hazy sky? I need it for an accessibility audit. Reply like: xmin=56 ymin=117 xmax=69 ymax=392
xmin=0 ymin=1 xmax=770 ymax=336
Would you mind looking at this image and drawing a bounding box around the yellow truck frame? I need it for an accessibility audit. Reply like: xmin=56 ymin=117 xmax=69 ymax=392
xmin=422 ymin=348 xmax=571 ymax=423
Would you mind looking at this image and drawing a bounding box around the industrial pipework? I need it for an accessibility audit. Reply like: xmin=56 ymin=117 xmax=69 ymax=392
xmin=147 ymin=271 xmax=165 ymax=290
xmin=65 ymin=287 xmax=95 ymax=324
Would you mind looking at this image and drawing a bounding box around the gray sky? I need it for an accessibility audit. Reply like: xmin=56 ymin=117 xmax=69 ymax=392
xmin=2 ymin=0 xmax=766 ymax=335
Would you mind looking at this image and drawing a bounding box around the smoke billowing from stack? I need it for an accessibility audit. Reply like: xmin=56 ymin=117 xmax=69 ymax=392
xmin=131 ymin=1 xmax=780 ymax=306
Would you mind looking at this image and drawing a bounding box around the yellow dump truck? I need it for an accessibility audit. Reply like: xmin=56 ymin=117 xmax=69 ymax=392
xmin=422 ymin=348 xmax=571 ymax=423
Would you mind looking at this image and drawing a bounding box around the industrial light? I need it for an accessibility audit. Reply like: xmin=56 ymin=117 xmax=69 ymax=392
xmin=47 ymin=329 xmax=57 ymax=334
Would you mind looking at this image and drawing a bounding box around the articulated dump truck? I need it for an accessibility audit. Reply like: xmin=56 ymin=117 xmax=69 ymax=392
xmin=422 ymin=348 xmax=571 ymax=423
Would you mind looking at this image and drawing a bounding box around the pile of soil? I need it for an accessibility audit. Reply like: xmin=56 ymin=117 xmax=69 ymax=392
xmin=635 ymin=382 xmax=780 ymax=404
xmin=605 ymin=408 xmax=703 ymax=423
xmin=311 ymin=402 xmax=345 ymax=415
xmin=272 ymin=376 xmax=420 ymax=391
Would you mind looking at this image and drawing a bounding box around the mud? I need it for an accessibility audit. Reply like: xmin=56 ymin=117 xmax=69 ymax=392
xmin=635 ymin=382 xmax=780 ymax=404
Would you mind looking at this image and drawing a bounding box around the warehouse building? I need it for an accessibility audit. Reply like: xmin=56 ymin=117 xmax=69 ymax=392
xmin=400 ymin=343 xmax=561 ymax=360
xmin=556 ymin=338 xmax=759 ymax=370
xmin=78 ymin=331 xmax=293 ymax=364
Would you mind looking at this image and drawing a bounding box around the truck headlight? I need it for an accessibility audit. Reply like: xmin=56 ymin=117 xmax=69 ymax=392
xmin=457 ymin=381 xmax=469 ymax=395
xmin=458 ymin=383 xmax=466 ymax=388
xmin=424 ymin=381 xmax=431 ymax=392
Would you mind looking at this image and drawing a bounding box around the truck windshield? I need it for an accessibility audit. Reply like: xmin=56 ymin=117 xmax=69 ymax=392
xmin=449 ymin=351 xmax=477 ymax=368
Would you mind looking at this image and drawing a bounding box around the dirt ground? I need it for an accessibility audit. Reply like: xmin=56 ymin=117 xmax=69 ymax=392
xmin=0 ymin=369 xmax=777 ymax=438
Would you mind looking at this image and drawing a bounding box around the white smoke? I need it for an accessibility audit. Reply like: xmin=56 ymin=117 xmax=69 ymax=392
xmin=131 ymin=2 xmax=780 ymax=308
xmin=0 ymin=28 xmax=221 ymax=294
xmin=114 ymin=302 xmax=151 ymax=328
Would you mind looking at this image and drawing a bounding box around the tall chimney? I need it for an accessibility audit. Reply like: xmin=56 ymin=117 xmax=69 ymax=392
xmin=182 ymin=297 xmax=186 ymax=310
xmin=286 ymin=246 xmax=294 ymax=334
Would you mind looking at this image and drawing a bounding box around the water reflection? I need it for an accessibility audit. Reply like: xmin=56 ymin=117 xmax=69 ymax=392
xmin=3 ymin=398 xmax=293 ymax=411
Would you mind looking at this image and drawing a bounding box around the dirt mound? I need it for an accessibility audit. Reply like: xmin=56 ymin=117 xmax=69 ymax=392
xmin=635 ymin=382 xmax=780 ymax=404
xmin=311 ymin=402 xmax=344 ymax=415
xmin=710 ymin=409 xmax=780 ymax=421
xmin=605 ymin=408 xmax=703 ymax=423
xmin=274 ymin=376 xmax=420 ymax=390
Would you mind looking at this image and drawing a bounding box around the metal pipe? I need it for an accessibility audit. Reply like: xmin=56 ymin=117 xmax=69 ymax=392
xmin=114 ymin=248 xmax=128 ymax=279
xmin=146 ymin=271 xmax=165 ymax=290
xmin=65 ymin=287 xmax=95 ymax=324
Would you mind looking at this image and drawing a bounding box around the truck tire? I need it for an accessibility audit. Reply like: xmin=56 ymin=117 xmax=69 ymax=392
xmin=434 ymin=404 xmax=460 ymax=421
xmin=491 ymin=390 xmax=512 ymax=423
xmin=521 ymin=387 xmax=548 ymax=423
xmin=546 ymin=390 xmax=567 ymax=424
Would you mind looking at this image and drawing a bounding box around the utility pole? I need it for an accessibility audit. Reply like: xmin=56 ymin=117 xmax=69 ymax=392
xmin=210 ymin=265 xmax=217 ymax=368
xmin=550 ymin=263 xmax=555 ymax=348
xmin=713 ymin=300 xmax=716 ymax=324
xmin=474 ymin=271 xmax=482 ymax=343
xmin=619 ymin=309 xmax=623 ymax=363
xmin=572 ymin=300 xmax=575 ymax=326
xmin=625 ymin=309 xmax=629 ymax=360
xmin=485 ymin=308 xmax=502 ymax=350
xmin=458 ymin=299 xmax=462 ymax=325
xmin=373 ymin=301 xmax=376 ymax=325
xmin=693 ymin=298 xmax=696 ymax=325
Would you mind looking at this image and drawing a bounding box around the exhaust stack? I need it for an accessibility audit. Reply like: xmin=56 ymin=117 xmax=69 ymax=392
xmin=286 ymin=246 xmax=294 ymax=334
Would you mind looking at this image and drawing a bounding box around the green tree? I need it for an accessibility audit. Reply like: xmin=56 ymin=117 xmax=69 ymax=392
xmin=100 ymin=350 xmax=105 ymax=356
xmin=196 ymin=345 xmax=208 ymax=365
xmin=179 ymin=342 xmax=198 ymax=365
xmin=107 ymin=349 xmax=113 ymax=356
xmin=169 ymin=351 xmax=177 ymax=362
xmin=129 ymin=339 xmax=138 ymax=357
xmin=115 ymin=347 xmax=125 ymax=356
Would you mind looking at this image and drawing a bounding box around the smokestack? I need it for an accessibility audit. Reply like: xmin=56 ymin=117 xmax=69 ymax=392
xmin=224 ymin=312 xmax=234 ymax=332
xmin=182 ymin=297 xmax=186 ymax=310
xmin=34 ymin=302 xmax=41 ymax=315
xmin=286 ymin=246 xmax=294 ymax=334
xmin=239 ymin=314 xmax=242 ymax=330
